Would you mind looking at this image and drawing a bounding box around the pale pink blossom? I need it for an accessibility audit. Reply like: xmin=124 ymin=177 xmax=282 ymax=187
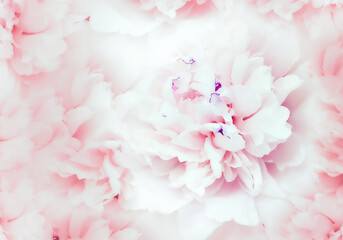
xmin=0 ymin=0 xmax=67 ymax=74
xmin=0 ymin=171 xmax=140 ymax=240
xmin=316 ymin=41 xmax=343 ymax=176
xmin=114 ymin=52 xmax=301 ymax=218
xmin=286 ymin=187 xmax=343 ymax=240
xmin=245 ymin=0 xmax=343 ymax=21
xmin=0 ymin=0 xmax=341 ymax=239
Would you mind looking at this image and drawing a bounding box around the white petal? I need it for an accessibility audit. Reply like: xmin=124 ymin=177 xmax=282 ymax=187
xmin=204 ymin=137 xmax=225 ymax=178
xmin=204 ymin=187 xmax=259 ymax=225
xmin=119 ymin=168 xmax=190 ymax=213
xmin=178 ymin=202 xmax=222 ymax=240
xmin=231 ymin=54 xmax=263 ymax=85
xmin=191 ymin=69 xmax=216 ymax=96
xmin=212 ymin=126 xmax=245 ymax=152
xmin=273 ymin=75 xmax=303 ymax=104
xmin=65 ymin=107 xmax=92 ymax=136
xmin=90 ymin=2 xmax=161 ymax=36
xmin=112 ymin=228 xmax=141 ymax=240
xmin=230 ymin=85 xmax=262 ymax=117
xmin=237 ymin=158 xmax=263 ymax=195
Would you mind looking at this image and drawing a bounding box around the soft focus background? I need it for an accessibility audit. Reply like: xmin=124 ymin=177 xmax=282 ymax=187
xmin=0 ymin=0 xmax=343 ymax=239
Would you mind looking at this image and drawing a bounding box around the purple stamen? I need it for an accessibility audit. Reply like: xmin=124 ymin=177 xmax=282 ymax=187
xmin=218 ymin=126 xmax=224 ymax=135
xmin=172 ymin=77 xmax=180 ymax=91
xmin=172 ymin=83 xmax=177 ymax=91
xmin=179 ymin=58 xmax=196 ymax=65
xmin=215 ymin=81 xmax=222 ymax=91
xmin=162 ymin=114 xmax=167 ymax=117
xmin=209 ymin=92 xmax=220 ymax=103
xmin=217 ymin=126 xmax=231 ymax=139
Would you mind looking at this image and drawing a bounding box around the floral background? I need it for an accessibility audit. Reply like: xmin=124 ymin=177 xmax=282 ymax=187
xmin=0 ymin=0 xmax=343 ymax=239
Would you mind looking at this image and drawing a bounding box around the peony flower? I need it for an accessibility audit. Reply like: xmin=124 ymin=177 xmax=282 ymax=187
xmin=0 ymin=170 xmax=140 ymax=240
xmin=114 ymin=52 xmax=302 ymax=213
xmin=0 ymin=61 xmax=33 ymax=169
xmin=25 ymin=68 xmax=128 ymax=211
xmin=0 ymin=0 xmax=340 ymax=239
xmin=244 ymin=0 xmax=343 ymax=21
xmin=44 ymin=200 xmax=139 ymax=240
xmin=286 ymin=188 xmax=343 ymax=240
xmin=245 ymin=0 xmax=308 ymax=21
xmin=0 ymin=0 xmax=68 ymax=75
xmin=316 ymin=42 xmax=343 ymax=176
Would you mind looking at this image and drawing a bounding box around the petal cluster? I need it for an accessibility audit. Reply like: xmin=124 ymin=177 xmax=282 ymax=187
xmin=0 ymin=0 xmax=342 ymax=240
